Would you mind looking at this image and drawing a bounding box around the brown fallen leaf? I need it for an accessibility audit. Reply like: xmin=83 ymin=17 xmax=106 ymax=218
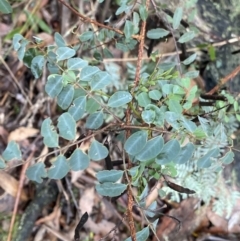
xmin=8 ymin=127 xmax=39 ymax=142
xmin=0 ymin=170 xmax=28 ymax=201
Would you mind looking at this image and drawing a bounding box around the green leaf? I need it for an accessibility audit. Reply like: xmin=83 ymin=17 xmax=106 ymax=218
xmin=90 ymin=71 xmax=112 ymax=90
xmin=178 ymin=31 xmax=195 ymax=43
xmin=136 ymin=136 xmax=164 ymax=161
xmin=41 ymin=118 xmax=59 ymax=147
xmin=57 ymin=112 xmax=76 ymax=140
xmin=26 ymin=162 xmax=47 ymax=183
xmin=220 ymin=151 xmax=234 ymax=165
xmin=62 ymin=70 xmax=77 ymax=84
xmin=96 ymin=170 xmax=124 ymax=183
xmin=172 ymin=7 xmax=183 ymax=30
xmin=57 ymin=85 xmax=74 ymax=110
xmin=124 ymin=20 xmax=134 ymax=39
xmin=54 ymin=32 xmax=66 ymax=47
xmin=108 ymin=91 xmax=132 ymax=107
xmin=45 ymin=74 xmax=63 ymax=98
xmin=56 ymin=47 xmax=76 ymax=61
xmin=165 ymin=111 xmax=180 ymax=129
xmin=139 ymin=5 xmax=148 ymax=20
xmin=168 ymin=99 xmax=183 ymax=114
xmin=173 ymin=85 xmax=185 ymax=95
xmin=147 ymin=28 xmax=170 ymax=39
xmin=161 ymin=163 xmax=177 ymax=177
xmin=86 ymin=98 xmax=100 ymax=114
xmin=85 ymin=111 xmax=103 ymax=129
xmin=0 ymin=0 xmax=12 ymax=14
xmin=174 ymin=143 xmax=195 ymax=164
xmin=182 ymin=53 xmax=197 ymax=65
xmin=67 ymin=57 xmax=88 ymax=70
xmin=23 ymin=48 xmax=38 ymax=68
xmin=89 ymin=140 xmax=108 ymax=161
xmin=68 ymin=96 xmax=86 ymax=121
xmin=2 ymin=141 xmax=22 ymax=161
xmin=0 ymin=157 xmax=6 ymax=169
xmin=124 ymin=131 xmax=148 ymax=156
xmin=69 ymin=149 xmax=90 ymax=171
xmin=80 ymin=66 xmax=100 ymax=81
xmin=137 ymin=92 xmax=151 ymax=107
xmin=79 ymin=31 xmax=94 ymax=42
xmin=125 ymin=227 xmax=149 ymax=241
xmin=96 ymin=182 xmax=127 ymax=197
xmin=184 ymin=70 xmax=199 ymax=78
xmin=48 ymin=155 xmax=70 ymax=179
xmin=156 ymin=139 xmax=180 ymax=164
xmin=197 ymin=148 xmax=220 ymax=168
xmin=148 ymin=90 xmax=162 ymax=100
xmin=31 ymin=55 xmax=45 ymax=79
xmin=93 ymin=50 xmax=103 ymax=61
xmin=133 ymin=12 xmax=140 ymax=33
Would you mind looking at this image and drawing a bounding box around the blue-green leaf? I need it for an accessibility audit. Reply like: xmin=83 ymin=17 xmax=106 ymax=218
xmin=57 ymin=84 xmax=74 ymax=110
xmin=41 ymin=118 xmax=59 ymax=147
xmin=89 ymin=140 xmax=108 ymax=161
xmin=2 ymin=141 xmax=22 ymax=161
xmin=172 ymin=7 xmax=183 ymax=30
xmin=13 ymin=34 xmax=23 ymax=51
xmin=54 ymin=32 xmax=66 ymax=47
xmin=90 ymin=71 xmax=111 ymax=90
xmin=178 ymin=31 xmax=195 ymax=43
xmin=156 ymin=139 xmax=180 ymax=164
xmin=136 ymin=136 xmax=164 ymax=161
xmin=141 ymin=109 xmax=156 ymax=124
xmin=125 ymin=227 xmax=149 ymax=241
xmin=181 ymin=117 xmax=197 ymax=132
xmin=56 ymin=47 xmax=76 ymax=61
xmin=139 ymin=5 xmax=148 ymax=20
xmin=124 ymin=131 xmax=148 ymax=156
xmin=137 ymin=92 xmax=151 ymax=107
xmin=96 ymin=182 xmax=127 ymax=197
xmin=79 ymin=31 xmax=94 ymax=42
xmin=168 ymin=99 xmax=182 ymax=114
xmin=165 ymin=111 xmax=180 ymax=129
xmin=149 ymin=90 xmax=162 ymax=100
xmin=48 ymin=155 xmax=70 ymax=179
xmin=124 ymin=20 xmax=134 ymax=39
xmin=80 ymin=66 xmax=100 ymax=81
xmin=96 ymin=170 xmax=124 ymax=183
xmin=108 ymin=91 xmax=132 ymax=107
xmin=174 ymin=143 xmax=194 ymax=164
xmin=45 ymin=74 xmax=63 ymax=98
xmin=67 ymin=57 xmax=88 ymax=70
xmin=220 ymin=151 xmax=234 ymax=165
xmin=26 ymin=162 xmax=47 ymax=183
xmin=147 ymin=28 xmax=170 ymax=39
xmin=57 ymin=113 xmax=76 ymax=140
xmin=69 ymin=149 xmax=90 ymax=171
xmin=85 ymin=112 xmax=103 ymax=129
xmin=182 ymin=53 xmax=197 ymax=65
xmin=68 ymin=96 xmax=86 ymax=121
xmin=0 ymin=0 xmax=12 ymax=14
xmin=197 ymin=148 xmax=220 ymax=168
xmin=31 ymin=55 xmax=45 ymax=79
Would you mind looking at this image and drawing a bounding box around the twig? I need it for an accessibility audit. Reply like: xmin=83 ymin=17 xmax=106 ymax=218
xmin=133 ymin=0 xmax=150 ymax=89
xmin=57 ymin=0 xmax=140 ymax=41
